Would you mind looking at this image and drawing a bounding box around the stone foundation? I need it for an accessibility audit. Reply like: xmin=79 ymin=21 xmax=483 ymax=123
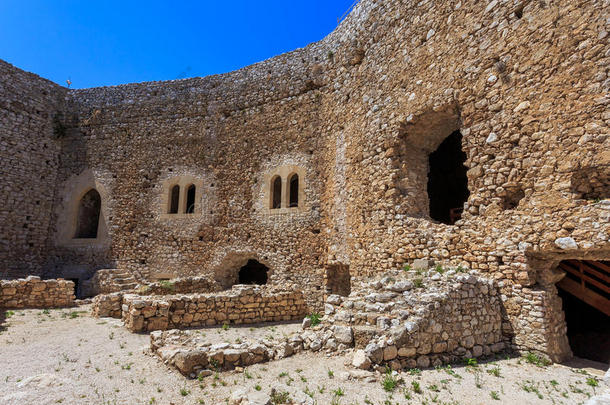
xmin=134 ymin=276 xmax=222 ymax=296
xmin=93 ymin=285 xmax=307 ymax=332
xmin=0 ymin=276 xmax=75 ymax=309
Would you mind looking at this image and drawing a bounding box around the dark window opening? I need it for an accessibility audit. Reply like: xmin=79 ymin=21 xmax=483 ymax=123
xmin=271 ymin=176 xmax=282 ymax=209
xmin=427 ymin=131 xmax=470 ymax=225
xmin=557 ymin=260 xmax=610 ymax=363
xmin=325 ymin=264 xmax=351 ymax=296
xmin=289 ymin=174 xmax=299 ymax=207
xmin=74 ymin=189 xmax=101 ymax=238
xmin=169 ymin=185 xmax=180 ymax=214
xmin=186 ymin=184 xmax=196 ymax=214
xmin=238 ymin=260 xmax=269 ymax=285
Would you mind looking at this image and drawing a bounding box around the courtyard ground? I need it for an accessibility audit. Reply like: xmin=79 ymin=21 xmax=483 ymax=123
xmin=0 ymin=305 xmax=607 ymax=405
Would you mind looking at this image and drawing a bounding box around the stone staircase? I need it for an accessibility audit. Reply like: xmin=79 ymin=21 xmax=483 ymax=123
xmin=81 ymin=269 xmax=138 ymax=297
xmin=322 ymin=268 xmax=506 ymax=369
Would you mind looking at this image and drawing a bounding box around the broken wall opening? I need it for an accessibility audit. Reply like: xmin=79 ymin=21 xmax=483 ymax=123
xmin=238 ymin=260 xmax=269 ymax=285
xmin=427 ymin=131 xmax=470 ymax=224
xmin=557 ymin=259 xmax=610 ymax=363
xmin=397 ymin=105 xmax=469 ymax=223
xmin=214 ymin=254 xmax=272 ymax=289
xmin=325 ymin=264 xmax=351 ymax=296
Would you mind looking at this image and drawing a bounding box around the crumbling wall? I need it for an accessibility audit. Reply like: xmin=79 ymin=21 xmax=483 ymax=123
xmin=93 ymin=286 xmax=307 ymax=332
xmin=0 ymin=276 xmax=74 ymax=309
xmin=0 ymin=0 xmax=608 ymax=361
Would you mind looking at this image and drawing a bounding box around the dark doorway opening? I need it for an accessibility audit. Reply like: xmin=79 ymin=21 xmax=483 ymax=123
xmin=325 ymin=264 xmax=351 ymax=296
xmin=68 ymin=278 xmax=79 ymax=298
xmin=238 ymin=260 xmax=269 ymax=285
xmin=74 ymin=189 xmax=101 ymax=238
xmin=558 ymin=286 xmax=610 ymax=363
xmin=427 ymin=131 xmax=470 ymax=224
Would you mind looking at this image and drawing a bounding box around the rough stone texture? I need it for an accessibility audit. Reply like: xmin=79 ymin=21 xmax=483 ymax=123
xmin=1 ymin=0 xmax=609 ymax=361
xmin=93 ymin=285 xmax=307 ymax=332
xmin=0 ymin=276 xmax=74 ymax=309
xmin=325 ymin=269 xmax=504 ymax=367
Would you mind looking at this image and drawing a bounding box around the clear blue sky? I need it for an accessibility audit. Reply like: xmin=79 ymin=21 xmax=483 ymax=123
xmin=0 ymin=1 xmax=356 ymax=89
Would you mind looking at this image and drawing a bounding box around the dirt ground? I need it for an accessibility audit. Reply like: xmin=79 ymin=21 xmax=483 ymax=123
xmin=0 ymin=305 xmax=607 ymax=405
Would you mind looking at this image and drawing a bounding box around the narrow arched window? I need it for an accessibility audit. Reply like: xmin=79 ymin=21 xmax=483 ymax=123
xmin=186 ymin=184 xmax=196 ymax=214
xmin=74 ymin=189 xmax=101 ymax=238
xmin=169 ymin=185 xmax=180 ymax=214
xmin=289 ymin=174 xmax=299 ymax=207
xmin=271 ymin=176 xmax=282 ymax=209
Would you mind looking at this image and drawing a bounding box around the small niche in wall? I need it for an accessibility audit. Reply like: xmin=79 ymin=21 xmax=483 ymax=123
xmin=571 ymin=166 xmax=609 ymax=201
xmin=502 ymin=186 xmax=525 ymax=210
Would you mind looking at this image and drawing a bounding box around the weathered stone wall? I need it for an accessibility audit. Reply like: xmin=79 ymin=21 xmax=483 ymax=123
xmin=0 ymin=0 xmax=608 ymax=360
xmin=0 ymin=61 xmax=67 ymax=278
xmin=323 ymin=269 xmax=504 ymax=369
xmin=0 ymin=276 xmax=75 ymax=309
xmin=93 ymin=286 xmax=307 ymax=332
xmin=136 ymin=276 xmax=221 ymax=296
xmin=91 ymin=292 xmax=123 ymax=318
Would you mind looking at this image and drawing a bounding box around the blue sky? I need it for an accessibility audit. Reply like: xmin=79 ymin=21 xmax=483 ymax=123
xmin=0 ymin=1 xmax=356 ymax=89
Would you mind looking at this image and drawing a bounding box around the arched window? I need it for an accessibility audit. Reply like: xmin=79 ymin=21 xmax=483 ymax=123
xmin=289 ymin=174 xmax=299 ymax=207
xmin=271 ymin=176 xmax=282 ymax=209
xmin=186 ymin=184 xmax=196 ymax=214
xmin=169 ymin=185 xmax=180 ymax=214
xmin=74 ymin=189 xmax=101 ymax=239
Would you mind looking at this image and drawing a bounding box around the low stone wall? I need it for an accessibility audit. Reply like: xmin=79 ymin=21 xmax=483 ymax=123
xmin=135 ymin=276 xmax=222 ymax=296
xmin=0 ymin=276 xmax=75 ymax=309
xmin=91 ymin=292 xmax=123 ymax=318
xmin=92 ymin=286 xmax=308 ymax=332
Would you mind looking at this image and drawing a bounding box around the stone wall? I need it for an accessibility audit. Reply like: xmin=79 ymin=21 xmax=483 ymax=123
xmin=0 ymin=276 xmax=75 ymax=309
xmin=0 ymin=0 xmax=608 ymax=360
xmin=322 ymin=269 xmax=504 ymax=369
xmin=136 ymin=276 xmax=221 ymax=296
xmin=0 ymin=60 xmax=67 ymax=278
xmin=93 ymin=286 xmax=307 ymax=332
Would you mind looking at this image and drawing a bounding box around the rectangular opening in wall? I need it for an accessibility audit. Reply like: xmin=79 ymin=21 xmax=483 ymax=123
xmin=325 ymin=264 xmax=351 ymax=297
xmin=556 ymin=260 xmax=610 ymax=363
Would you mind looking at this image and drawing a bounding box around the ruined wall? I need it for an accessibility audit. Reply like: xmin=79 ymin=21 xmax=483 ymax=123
xmin=0 ymin=276 xmax=74 ymax=309
xmin=0 ymin=0 xmax=608 ymax=360
xmin=322 ymin=0 xmax=609 ymax=360
xmin=0 ymin=61 xmax=67 ymax=278
xmin=114 ymin=286 xmax=306 ymax=332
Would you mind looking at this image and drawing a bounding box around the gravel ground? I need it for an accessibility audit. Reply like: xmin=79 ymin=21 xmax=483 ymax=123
xmin=0 ymin=305 xmax=607 ymax=405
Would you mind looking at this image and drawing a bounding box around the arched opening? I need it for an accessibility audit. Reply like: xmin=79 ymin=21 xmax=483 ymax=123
xmin=74 ymin=189 xmax=101 ymax=238
xmin=271 ymin=176 xmax=282 ymax=209
xmin=169 ymin=185 xmax=180 ymax=214
xmin=427 ymin=131 xmax=469 ymax=224
xmin=238 ymin=259 xmax=269 ymax=285
xmin=186 ymin=184 xmax=196 ymax=214
xmin=289 ymin=174 xmax=299 ymax=207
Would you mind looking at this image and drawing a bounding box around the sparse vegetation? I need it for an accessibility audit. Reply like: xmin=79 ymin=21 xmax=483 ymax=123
xmin=524 ymin=352 xmax=550 ymax=367
xmin=307 ymin=312 xmax=322 ymax=326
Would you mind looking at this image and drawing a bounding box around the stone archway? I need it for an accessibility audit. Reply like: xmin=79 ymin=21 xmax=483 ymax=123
xmin=212 ymin=251 xmax=273 ymax=290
